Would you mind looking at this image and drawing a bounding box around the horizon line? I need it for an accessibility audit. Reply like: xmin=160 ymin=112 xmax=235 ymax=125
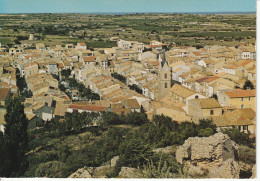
xmin=0 ymin=11 xmax=256 ymax=15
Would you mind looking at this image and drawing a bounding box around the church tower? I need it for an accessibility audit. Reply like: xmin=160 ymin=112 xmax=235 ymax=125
xmin=158 ymin=51 xmax=171 ymax=100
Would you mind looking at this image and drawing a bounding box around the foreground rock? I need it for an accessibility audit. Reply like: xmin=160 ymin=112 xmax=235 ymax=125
xmin=118 ymin=167 xmax=143 ymax=178
xmin=68 ymin=166 xmax=93 ymax=178
xmin=250 ymin=165 xmax=256 ymax=178
xmin=68 ymin=156 xmax=119 ymax=178
xmin=176 ymin=133 xmax=240 ymax=178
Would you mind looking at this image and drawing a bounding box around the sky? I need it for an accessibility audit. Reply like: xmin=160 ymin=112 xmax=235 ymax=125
xmin=0 ymin=0 xmax=256 ymax=14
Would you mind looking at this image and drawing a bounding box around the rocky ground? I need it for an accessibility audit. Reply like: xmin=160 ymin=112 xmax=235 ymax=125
xmin=68 ymin=133 xmax=255 ymax=178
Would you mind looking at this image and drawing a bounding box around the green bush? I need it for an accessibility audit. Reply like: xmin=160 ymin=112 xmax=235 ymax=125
xmin=142 ymin=153 xmax=181 ymax=178
xmin=35 ymin=161 xmax=69 ymax=178
xmin=238 ymin=145 xmax=256 ymax=164
xmin=222 ymin=128 xmax=255 ymax=148
xmin=198 ymin=128 xmax=214 ymax=137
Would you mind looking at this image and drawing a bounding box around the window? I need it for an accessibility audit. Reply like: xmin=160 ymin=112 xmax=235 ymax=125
xmin=195 ymin=95 xmax=199 ymax=99
xmin=210 ymin=110 xmax=214 ymax=115
xmin=164 ymin=73 xmax=167 ymax=79
xmin=241 ymin=104 xmax=244 ymax=109
xmin=241 ymin=98 xmax=243 ymax=101
xmin=165 ymin=82 xmax=167 ymax=88
xmin=243 ymin=125 xmax=248 ymax=131
xmin=238 ymin=126 xmax=241 ymax=131
xmin=248 ymin=97 xmax=251 ymax=101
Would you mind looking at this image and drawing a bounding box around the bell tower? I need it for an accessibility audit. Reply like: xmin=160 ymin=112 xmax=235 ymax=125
xmin=158 ymin=51 xmax=171 ymax=100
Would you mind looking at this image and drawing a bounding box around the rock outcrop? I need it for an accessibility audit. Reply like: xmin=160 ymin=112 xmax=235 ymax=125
xmin=250 ymin=164 xmax=256 ymax=179
xmin=68 ymin=166 xmax=93 ymax=178
xmin=118 ymin=167 xmax=143 ymax=178
xmin=68 ymin=156 xmax=119 ymax=178
xmin=176 ymin=133 xmax=240 ymax=178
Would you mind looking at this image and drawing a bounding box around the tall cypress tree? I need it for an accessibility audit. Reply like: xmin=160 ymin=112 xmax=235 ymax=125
xmin=3 ymin=96 xmax=29 ymax=177
xmin=0 ymin=131 xmax=4 ymax=176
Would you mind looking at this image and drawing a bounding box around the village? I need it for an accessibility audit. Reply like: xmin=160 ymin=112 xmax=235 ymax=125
xmin=0 ymin=35 xmax=256 ymax=137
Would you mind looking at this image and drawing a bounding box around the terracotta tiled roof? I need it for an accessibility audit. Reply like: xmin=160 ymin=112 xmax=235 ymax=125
xmin=0 ymin=88 xmax=10 ymax=101
xmin=240 ymin=60 xmax=253 ymax=66
xmin=212 ymin=108 xmax=255 ymax=127
xmin=79 ymin=43 xmax=86 ymax=46
xmin=170 ymin=84 xmax=196 ymax=98
xmin=193 ymin=98 xmax=222 ymax=109
xmin=193 ymin=52 xmax=201 ymax=56
xmin=24 ymin=62 xmax=37 ymax=68
xmin=151 ymin=61 xmax=159 ymax=66
xmin=68 ymin=104 xmax=107 ymax=112
xmin=83 ymin=56 xmax=96 ymax=62
xmin=225 ymin=89 xmax=255 ymax=98
xmin=122 ymin=99 xmax=140 ymax=109
xmin=58 ymin=63 xmax=64 ymax=68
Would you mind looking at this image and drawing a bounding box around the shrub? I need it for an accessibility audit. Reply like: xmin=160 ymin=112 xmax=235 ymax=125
xmin=142 ymin=153 xmax=181 ymax=178
xmin=198 ymin=128 xmax=214 ymax=137
xmin=222 ymin=128 xmax=255 ymax=148
xmin=35 ymin=161 xmax=69 ymax=178
xmin=238 ymin=145 xmax=256 ymax=164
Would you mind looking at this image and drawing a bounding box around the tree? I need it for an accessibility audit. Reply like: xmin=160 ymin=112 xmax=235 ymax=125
xmin=0 ymin=132 xmax=4 ymax=175
xmin=152 ymin=114 xmax=173 ymax=128
xmin=101 ymin=112 xmax=122 ymax=125
xmin=243 ymin=80 xmax=254 ymax=90
xmin=125 ymin=112 xmax=149 ymax=126
xmin=61 ymin=69 xmax=71 ymax=79
xmin=2 ymin=96 xmax=29 ymax=177
xmin=197 ymin=119 xmax=217 ymax=133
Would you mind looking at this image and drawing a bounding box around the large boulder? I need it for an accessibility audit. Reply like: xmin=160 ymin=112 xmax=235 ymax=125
xmin=176 ymin=133 xmax=240 ymax=178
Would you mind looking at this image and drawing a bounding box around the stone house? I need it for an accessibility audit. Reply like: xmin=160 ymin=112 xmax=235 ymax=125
xmin=171 ymin=61 xmax=191 ymax=82
xmin=117 ymin=40 xmax=131 ymax=50
xmin=67 ymin=104 xmax=107 ymax=113
xmin=47 ymin=62 xmax=58 ymax=75
xmin=188 ymin=98 xmax=223 ymax=123
xmin=217 ymin=89 xmax=256 ymax=111
xmin=76 ymin=42 xmax=87 ymax=50
xmin=83 ymin=56 xmax=96 ymax=65
xmin=168 ymin=83 xmax=206 ymax=113
xmin=33 ymin=106 xmax=54 ymax=121
xmin=212 ymin=108 xmax=255 ymax=134
xmin=121 ymin=98 xmax=140 ymax=112
xmin=24 ymin=62 xmax=39 ymax=78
